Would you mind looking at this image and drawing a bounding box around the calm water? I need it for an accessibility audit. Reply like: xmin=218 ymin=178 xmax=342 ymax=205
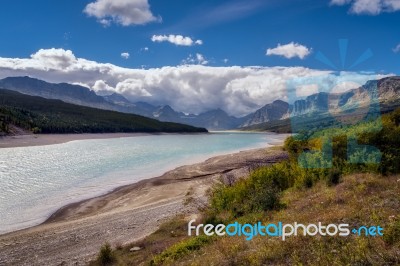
xmin=0 ymin=132 xmax=287 ymax=234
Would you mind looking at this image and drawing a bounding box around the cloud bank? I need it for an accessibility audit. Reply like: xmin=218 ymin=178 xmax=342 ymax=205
xmin=0 ymin=48 xmax=384 ymax=117
xmin=330 ymin=0 xmax=400 ymax=15
xmin=266 ymin=42 xmax=311 ymax=59
xmin=84 ymin=0 xmax=160 ymax=26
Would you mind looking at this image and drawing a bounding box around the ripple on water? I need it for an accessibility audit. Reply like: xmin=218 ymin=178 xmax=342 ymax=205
xmin=0 ymin=132 xmax=287 ymax=234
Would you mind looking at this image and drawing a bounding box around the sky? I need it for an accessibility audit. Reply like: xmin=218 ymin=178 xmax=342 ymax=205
xmin=0 ymin=0 xmax=399 ymax=116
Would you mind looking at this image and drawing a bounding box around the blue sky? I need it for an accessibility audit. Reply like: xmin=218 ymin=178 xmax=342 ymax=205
xmin=0 ymin=0 xmax=399 ymax=72
xmin=0 ymin=0 xmax=399 ymax=115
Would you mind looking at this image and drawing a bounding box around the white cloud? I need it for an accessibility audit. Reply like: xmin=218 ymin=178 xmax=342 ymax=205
xmin=72 ymin=82 xmax=91 ymax=89
xmin=196 ymin=54 xmax=208 ymax=65
xmin=393 ymin=44 xmax=400 ymax=53
xmin=351 ymin=0 xmax=382 ymax=14
xmin=330 ymin=0 xmax=400 ymax=15
xmin=0 ymin=48 xmax=386 ymax=117
xmin=295 ymin=84 xmax=319 ymax=97
xmin=30 ymin=48 xmax=78 ymax=69
xmin=92 ymin=80 xmax=115 ymax=95
xmin=182 ymin=53 xmax=209 ymax=65
xmin=223 ymin=58 xmax=229 ymax=63
xmin=99 ymin=18 xmax=111 ymax=27
xmin=84 ymin=0 xmax=160 ymax=26
xmin=116 ymin=79 xmax=152 ymax=96
xmin=330 ymin=81 xmax=361 ymax=94
xmin=266 ymin=42 xmax=311 ymax=59
xmin=121 ymin=52 xmax=130 ymax=59
xmin=151 ymin=35 xmax=203 ymax=46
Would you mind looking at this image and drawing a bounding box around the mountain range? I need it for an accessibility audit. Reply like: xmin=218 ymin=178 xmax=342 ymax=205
xmin=0 ymin=77 xmax=247 ymax=130
xmin=0 ymin=76 xmax=399 ymax=130
xmin=241 ymin=76 xmax=400 ymax=128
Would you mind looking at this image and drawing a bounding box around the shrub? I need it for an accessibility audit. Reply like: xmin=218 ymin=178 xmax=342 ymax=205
xmin=206 ymin=162 xmax=296 ymax=223
xmin=96 ymin=242 xmax=115 ymax=265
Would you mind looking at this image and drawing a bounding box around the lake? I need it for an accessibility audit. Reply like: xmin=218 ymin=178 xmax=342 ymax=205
xmin=0 ymin=132 xmax=287 ymax=234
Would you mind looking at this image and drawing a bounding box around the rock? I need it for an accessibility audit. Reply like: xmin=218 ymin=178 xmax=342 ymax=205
xmin=130 ymin=247 xmax=141 ymax=252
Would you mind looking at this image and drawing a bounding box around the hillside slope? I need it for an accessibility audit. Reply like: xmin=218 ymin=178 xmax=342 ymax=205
xmin=0 ymin=89 xmax=207 ymax=134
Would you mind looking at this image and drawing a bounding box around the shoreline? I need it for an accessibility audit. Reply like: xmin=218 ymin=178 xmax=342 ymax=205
xmin=0 ymin=144 xmax=288 ymax=265
xmin=0 ymin=131 xmax=285 ymax=149
xmin=0 ymin=132 xmax=209 ymax=148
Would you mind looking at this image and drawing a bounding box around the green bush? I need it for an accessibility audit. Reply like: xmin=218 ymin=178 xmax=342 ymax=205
xmin=206 ymin=161 xmax=299 ymax=223
xmin=96 ymin=243 xmax=115 ymax=265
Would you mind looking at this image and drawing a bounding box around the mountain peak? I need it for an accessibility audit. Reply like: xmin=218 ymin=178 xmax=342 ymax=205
xmin=241 ymin=100 xmax=289 ymax=127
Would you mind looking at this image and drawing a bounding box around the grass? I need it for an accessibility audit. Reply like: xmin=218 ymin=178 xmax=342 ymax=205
xmin=89 ymin=215 xmax=191 ymax=266
xmin=90 ymin=173 xmax=400 ymax=265
xmin=165 ymin=174 xmax=400 ymax=265
xmin=149 ymin=235 xmax=213 ymax=265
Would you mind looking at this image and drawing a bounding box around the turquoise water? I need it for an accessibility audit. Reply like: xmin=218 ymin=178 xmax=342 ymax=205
xmin=0 ymin=132 xmax=287 ymax=234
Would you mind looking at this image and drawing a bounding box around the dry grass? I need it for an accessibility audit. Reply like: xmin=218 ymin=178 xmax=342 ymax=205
xmin=90 ymin=173 xmax=400 ymax=265
xmin=89 ymin=215 xmax=190 ymax=266
xmin=166 ymin=174 xmax=400 ymax=265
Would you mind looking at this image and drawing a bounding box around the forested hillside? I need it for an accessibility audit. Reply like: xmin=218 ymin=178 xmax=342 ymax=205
xmin=0 ymin=89 xmax=207 ymax=134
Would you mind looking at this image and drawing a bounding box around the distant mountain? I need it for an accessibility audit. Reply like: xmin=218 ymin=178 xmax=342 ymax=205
xmin=195 ymin=109 xmax=246 ymax=130
xmin=101 ymin=93 xmax=155 ymax=117
xmin=0 ymin=76 xmax=115 ymax=110
xmin=241 ymin=76 xmax=400 ymax=128
xmin=0 ymin=77 xmax=242 ymax=130
xmin=377 ymin=76 xmax=400 ymax=102
xmin=241 ymin=100 xmax=289 ymax=127
xmin=0 ymin=76 xmax=155 ymax=117
xmin=152 ymin=106 xmax=245 ymax=130
xmin=0 ymin=89 xmax=207 ymax=135
xmin=103 ymin=93 xmax=135 ymax=108
xmin=153 ymin=105 xmax=185 ymax=122
xmin=2 ymin=76 xmax=399 ymax=131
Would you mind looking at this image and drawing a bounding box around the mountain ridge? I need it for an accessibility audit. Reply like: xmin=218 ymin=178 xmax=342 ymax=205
xmin=0 ymin=76 xmax=242 ymax=130
xmin=242 ymin=76 xmax=400 ymax=127
xmin=1 ymin=76 xmax=399 ymax=130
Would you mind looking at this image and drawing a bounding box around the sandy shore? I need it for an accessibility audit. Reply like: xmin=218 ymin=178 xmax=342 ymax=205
xmin=0 ymin=146 xmax=288 ymax=266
